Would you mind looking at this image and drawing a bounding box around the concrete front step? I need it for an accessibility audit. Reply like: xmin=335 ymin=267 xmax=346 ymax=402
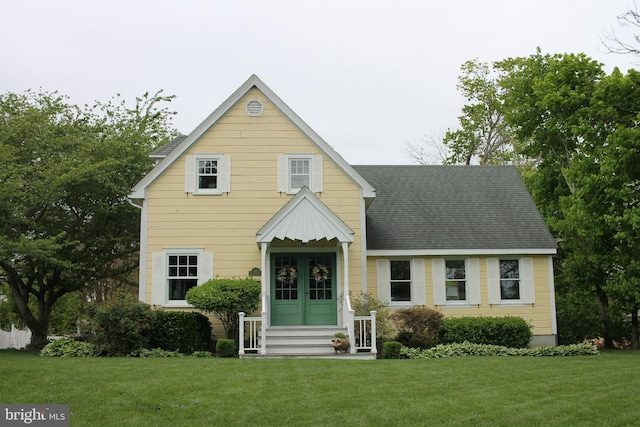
xmin=240 ymin=351 xmax=376 ymax=360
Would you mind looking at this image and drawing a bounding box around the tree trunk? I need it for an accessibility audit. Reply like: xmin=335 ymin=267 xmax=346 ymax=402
xmin=595 ymin=288 xmax=615 ymax=349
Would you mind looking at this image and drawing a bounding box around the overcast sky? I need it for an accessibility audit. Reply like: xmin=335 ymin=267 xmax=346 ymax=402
xmin=2 ymin=1 xmax=638 ymax=164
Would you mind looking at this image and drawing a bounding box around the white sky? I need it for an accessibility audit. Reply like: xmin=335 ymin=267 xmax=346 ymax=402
xmin=2 ymin=0 xmax=638 ymax=164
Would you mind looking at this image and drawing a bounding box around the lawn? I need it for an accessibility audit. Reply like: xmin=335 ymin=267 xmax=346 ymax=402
xmin=1 ymin=350 xmax=638 ymax=426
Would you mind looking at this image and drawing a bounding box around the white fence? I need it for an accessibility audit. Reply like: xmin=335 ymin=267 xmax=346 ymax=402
xmin=0 ymin=325 xmax=32 ymax=349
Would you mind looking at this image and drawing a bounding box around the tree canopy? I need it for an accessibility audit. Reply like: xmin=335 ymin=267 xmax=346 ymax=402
xmin=0 ymin=89 xmax=176 ymax=348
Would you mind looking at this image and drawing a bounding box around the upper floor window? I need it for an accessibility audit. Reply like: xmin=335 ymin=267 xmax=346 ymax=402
xmin=445 ymin=260 xmax=466 ymax=301
xmin=278 ymin=154 xmax=323 ymax=194
xmin=390 ymin=260 xmax=411 ymax=302
xmin=185 ymin=154 xmax=230 ymax=195
xmin=500 ymin=259 xmax=520 ymax=300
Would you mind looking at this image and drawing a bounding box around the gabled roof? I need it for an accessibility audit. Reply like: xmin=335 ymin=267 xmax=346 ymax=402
xmin=256 ymin=187 xmax=354 ymax=244
xmin=129 ymin=74 xmax=376 ymax=201
xmin=150 ymin=134 xmax=186 ymax=159
xmin=353 ymin=165 xmax=557 ymax=254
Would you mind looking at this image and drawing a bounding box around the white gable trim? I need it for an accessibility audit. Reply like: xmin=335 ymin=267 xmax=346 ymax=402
xmin=130 ymin=74 xmax=375 ymax=200
xmin=256 ymin=187 xmax=354 ymax=244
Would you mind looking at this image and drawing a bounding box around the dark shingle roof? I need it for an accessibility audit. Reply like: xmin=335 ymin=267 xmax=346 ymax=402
xmin=150 ymin=134 xmax=186 ymax=158
xmin=352 ymin=165 xmax=556 ymax=251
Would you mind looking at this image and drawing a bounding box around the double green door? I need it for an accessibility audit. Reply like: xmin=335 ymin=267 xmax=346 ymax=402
xmin=271 ymin=253 xmax=337 ymax=326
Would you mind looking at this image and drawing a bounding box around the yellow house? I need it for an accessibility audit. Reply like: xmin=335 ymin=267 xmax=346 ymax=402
xmin=129 ymin=75 xmax=558 ymax=357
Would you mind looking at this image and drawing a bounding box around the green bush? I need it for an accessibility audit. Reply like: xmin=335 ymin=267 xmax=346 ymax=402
xmin=83 ymin=296 xmax=154 ymax=356
xmin=393 ymin=307 xmax=444 ymax=349
xmin=186 ymin=278 xmax=261 ymax=345
xmin=400 ymin=342 xmax=599 ymax=359
xmin=349 ymin=291 xmax=394 ymax=340
xmin=382 ymin=341 xmax=403 ymax=359
xmin=192 ymin=351 xmax=213 ymax=358
xmin=40 ymin=337 xmax=98 ymax=357
xmin=148 ymin=310 xmax=212 ymax=354
xmin=216 ymin=339 xmax=237 ymax=358
xmin=440 ymin=316 xmax=533 ymax=348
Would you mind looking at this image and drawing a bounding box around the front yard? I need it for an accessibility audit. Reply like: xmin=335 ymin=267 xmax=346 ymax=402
xmin=1 ymin=350 xmax=638 ymax=426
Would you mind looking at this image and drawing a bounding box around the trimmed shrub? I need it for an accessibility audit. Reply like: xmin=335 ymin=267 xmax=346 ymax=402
xmin=393 ymin=307 xmax=444 ymax=349
xmin=83 ymin=296 xmax=154 ymax=356
xmin=41 ymin=337 xmax=98 ymax=357
xmin=186 ymin=278 xmax=261 ymax=346
xmin=382 ymin=341 xmax=403 ymax=359
xmin=440 ymin=316 xmax=533 ymax=348
xmin=148 ymin=310 xmax=212 ymax=354
xmin=216 ymin=339 xmax=237 ymax=357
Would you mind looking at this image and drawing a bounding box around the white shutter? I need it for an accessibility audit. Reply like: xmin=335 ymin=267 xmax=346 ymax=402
xmin=432 ymin=258 xmax=446 ymax=305
xmin=151 ymin=253 xmax=166 ymax=305
xmin=218 ymin=156 xmax=231 ymax=193
xmin=520 ymin=257 xmax=535 ymax=304
xmin=376 ymin=259 xmax=391 ymax=304
xmin=467 ymin=258 xmax=481 ymax=305
xmin=487 ymin=258 xmax=501 ymax=305
xmin=185 ymin=155 xmax=196 ymax=193
xmin=277 ymin=155 xmax=288 ymax=193
xmin=199 ymin=252 xmax=214 ymax=285
xmin=412 ymin=258 xmax=426 ymax=305
xmin=311 ymin=155 xmax=323 ymax=193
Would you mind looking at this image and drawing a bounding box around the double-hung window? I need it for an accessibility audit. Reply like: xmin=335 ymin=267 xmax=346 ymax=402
xmin=390 ymin=260 xmax=411 ymax=302
xmin=185 ymin=154 xmax=231 ymax=195
xmin=487 ymin=257 xmax=534 ymax=305
xmin=168 ymin=254 xmax=198 ymax=301
xmin=445 ymin=260 xmax=466 ymax=301
xmin=499 ymin=259 xmax=520 ymax=300
xmin=278 ymin=154 xmax=323 ymax=194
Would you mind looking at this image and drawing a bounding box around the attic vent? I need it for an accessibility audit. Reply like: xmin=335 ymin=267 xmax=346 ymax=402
xmin=246 ymin=100 xmax=263 ymax=116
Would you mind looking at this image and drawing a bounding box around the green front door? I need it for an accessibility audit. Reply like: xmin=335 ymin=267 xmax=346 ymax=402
xmin=271 ymin=253 xmax=337 ymax=326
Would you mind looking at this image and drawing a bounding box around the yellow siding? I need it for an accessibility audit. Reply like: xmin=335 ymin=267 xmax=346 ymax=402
xmin=143 ymin=88 xmax=364 ymax=304
xmin=366 ymin=255 xmax=555 ymax=336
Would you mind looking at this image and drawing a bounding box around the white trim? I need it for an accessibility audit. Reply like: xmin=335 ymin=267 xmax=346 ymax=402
xmin=277 ymin=153 xmax=323 ymax=194
xmin=138 ymin=193 xmax=148 ymax=303
xmin=412 ymin=258 xmax=426 ymax=305
xmin=359 ymin=195 xmax=368 ymax=293
xmin=152 ymin=248 xmax=213 ymax=308
xmin=367 ymin=248 xmax=556 ymax=256
xmin=548 ymin=255 xmax=558 ymax=335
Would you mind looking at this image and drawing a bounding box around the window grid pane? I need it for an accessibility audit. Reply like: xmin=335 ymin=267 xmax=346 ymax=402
xmin=290 ymin=159 xmax=310 ymax=190
xmin=198 ymin=159 xmax=218 ymax=189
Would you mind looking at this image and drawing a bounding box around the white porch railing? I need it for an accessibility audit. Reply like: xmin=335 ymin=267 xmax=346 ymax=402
xmin=354 ymin=311 xmax=377 ymax=353
xmin=343 ymin=292 xmax=377 ymax=354
xmin=238 ymin=312 xmax=264 ymax=355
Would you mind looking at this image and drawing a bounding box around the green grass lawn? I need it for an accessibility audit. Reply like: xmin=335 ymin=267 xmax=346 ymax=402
xmin=1 ymin=350 xmax=638 ymax=426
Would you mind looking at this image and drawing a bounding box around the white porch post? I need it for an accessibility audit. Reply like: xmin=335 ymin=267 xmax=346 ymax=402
xmin=260 ymin=242 xmax=268 ymax=354
xmin=343 ymin=242 xmax=356 ymax=354
xmin=342 ymin=242 xmax=349 ymax=295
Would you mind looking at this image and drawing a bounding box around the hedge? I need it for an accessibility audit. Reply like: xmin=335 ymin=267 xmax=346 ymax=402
xmin=440 ymin=316 xmax=532 ymax=348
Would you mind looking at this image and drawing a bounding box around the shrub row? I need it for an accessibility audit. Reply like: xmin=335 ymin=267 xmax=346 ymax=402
xmin=398 ymin=342 xmax=599 ymax=359
xmin=440 ymin=316 xmax=533 ymax=348
xmin=42 ymin=297 xmax=213 ymax=357
xmin=392 ymin=308 xmax=533 ymax=350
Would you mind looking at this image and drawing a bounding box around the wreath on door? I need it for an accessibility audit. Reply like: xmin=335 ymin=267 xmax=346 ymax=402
xmin=312 ymin=264 xmax=329 ymax=282
xmin=277 ymin=266 xmax=297 ymax=285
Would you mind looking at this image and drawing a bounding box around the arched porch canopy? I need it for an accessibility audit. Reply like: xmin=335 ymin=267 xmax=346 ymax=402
xmin=256 ymin=187 xmax=354 ymax=245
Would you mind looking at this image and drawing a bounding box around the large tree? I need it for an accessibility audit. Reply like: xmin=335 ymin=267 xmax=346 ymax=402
xmin=442 ymin=59 xmax=515 ymax=165
xmin=0 ymin=89 xmax=176 ymax=348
